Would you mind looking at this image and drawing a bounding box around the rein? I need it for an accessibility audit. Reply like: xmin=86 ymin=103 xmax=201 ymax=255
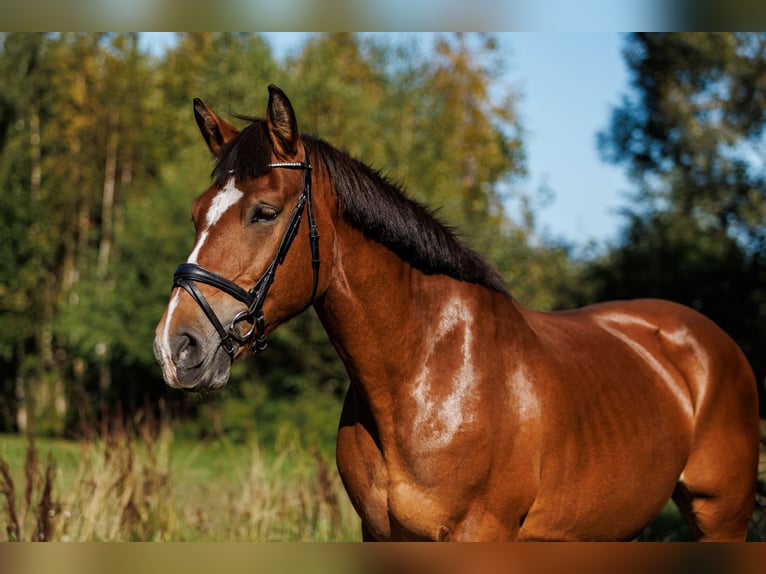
xmin=172 ymin=144 xmax=319 ymax=356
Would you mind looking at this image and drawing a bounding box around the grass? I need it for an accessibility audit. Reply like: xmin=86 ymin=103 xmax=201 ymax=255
xmin=0 ymin=419 xmax=361 ymax=541
xmin=1 ymin=417 xmax=764 ymax=541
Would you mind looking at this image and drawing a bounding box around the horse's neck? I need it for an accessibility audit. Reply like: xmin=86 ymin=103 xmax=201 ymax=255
xmin=313 ymin=225 xmax=519 ymax=417
xmin=315 ymin=230 xmax=427 ymax=391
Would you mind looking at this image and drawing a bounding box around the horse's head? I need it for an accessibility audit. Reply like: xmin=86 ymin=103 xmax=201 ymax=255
xmin=154 ymin=85 xmax=327 ymax=391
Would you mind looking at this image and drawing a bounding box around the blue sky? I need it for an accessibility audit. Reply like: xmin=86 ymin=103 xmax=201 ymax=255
xmin=510 ymin=33 xmax=632 ymax=246
xmin=142 ymin=32 xmax=634 ymax=247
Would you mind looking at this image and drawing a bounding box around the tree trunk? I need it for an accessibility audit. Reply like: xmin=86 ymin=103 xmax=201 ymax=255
xmin=98 ymin=115 xmax=118 ymax=282
xmin=96 ymin=114 xmax=120 ymax=411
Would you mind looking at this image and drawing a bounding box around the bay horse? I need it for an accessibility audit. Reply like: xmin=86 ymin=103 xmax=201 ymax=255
xmin=154 ymin=85 xmax=760 ymax=541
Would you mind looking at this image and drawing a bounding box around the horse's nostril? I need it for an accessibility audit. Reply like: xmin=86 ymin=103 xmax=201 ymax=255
xmin=173 ymin=333 xmax=202 ymax=369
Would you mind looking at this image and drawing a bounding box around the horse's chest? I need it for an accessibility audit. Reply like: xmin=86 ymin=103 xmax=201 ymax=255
xmin=336 ymin=433 xmax=459 ymax=540
xmin=338 ymin=409 xmax=505 ymax=541
xmin=336 ymin=413 xmax=466 ymax=540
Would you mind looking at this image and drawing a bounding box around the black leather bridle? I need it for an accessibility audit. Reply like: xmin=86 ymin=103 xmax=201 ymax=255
xmin=172 ymin=144 xmax=319 ymax=356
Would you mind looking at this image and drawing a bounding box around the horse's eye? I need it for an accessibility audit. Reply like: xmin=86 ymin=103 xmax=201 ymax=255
xmin=251 ymin=205 xmax=279 ymax=224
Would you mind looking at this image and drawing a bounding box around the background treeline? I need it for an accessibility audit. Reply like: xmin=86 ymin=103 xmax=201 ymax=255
xmin=0 ymin=32 xmax=763 ymax=447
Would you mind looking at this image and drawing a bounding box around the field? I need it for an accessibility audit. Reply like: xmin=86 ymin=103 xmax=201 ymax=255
xmin=1 ymin=420 xmax=764 ymax=541
xmin=0 ymin=423 xmax=361 ymax=542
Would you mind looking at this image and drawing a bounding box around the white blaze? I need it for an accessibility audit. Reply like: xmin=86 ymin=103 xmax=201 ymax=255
xmin=187 ymin=179 xmax=244 ymax=264
xmin=159 ymin=178 xmax=244 ymax=369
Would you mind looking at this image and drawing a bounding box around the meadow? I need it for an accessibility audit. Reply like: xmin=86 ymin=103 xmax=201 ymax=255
xmin=0 ymin=420 xmax=360 ymax=542
xmin=1 ymin=416 xmax=764 ymax=542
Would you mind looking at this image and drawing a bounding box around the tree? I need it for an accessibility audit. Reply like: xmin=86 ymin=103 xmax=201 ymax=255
xmin=0 ymin=33 xmax=582 ymax=439
xmin=0 ymin=32 xmax=66 ymax=433
xmin=600 ymin=33 xmax=766 ymax=252
xmin=0 ymin=33 xmax=205 ymax=433
xmin=596 ymin=33 xmax=766 ymax=414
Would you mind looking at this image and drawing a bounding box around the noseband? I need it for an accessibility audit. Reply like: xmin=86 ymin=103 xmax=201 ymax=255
xmin=172 ymin=145 xmax=319 ymax=356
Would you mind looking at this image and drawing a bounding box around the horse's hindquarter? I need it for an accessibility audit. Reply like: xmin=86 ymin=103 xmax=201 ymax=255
xmin=518 ymin=298 xmax=758 ymax=540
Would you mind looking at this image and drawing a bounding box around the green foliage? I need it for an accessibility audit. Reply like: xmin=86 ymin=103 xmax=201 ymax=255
xmin=0 ymin=32 xmax=577 ymax=438
xmin=601 ymin=33 xmax=766 ymax=254
xmin=597 ymin=33 xmax=766 ymax=414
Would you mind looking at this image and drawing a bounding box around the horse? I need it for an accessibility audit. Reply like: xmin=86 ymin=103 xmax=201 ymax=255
xmin=153 ymin=84 xmax=760 ymax=541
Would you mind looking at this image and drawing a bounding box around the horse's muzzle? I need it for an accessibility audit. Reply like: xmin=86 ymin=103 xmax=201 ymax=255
xmin=153 ymin=329 xmax=233 ymax=391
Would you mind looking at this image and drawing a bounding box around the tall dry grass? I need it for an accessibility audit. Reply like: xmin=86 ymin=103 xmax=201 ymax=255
xmin=209 ymin=443 xmax=356 ymax=541
xmin=0 ymin=415 xmax=359 ymax=541
xmin=7 ymin=417 xmax=761 ymax=541
xmin=0 ymin=435 xmax=57 ymax=541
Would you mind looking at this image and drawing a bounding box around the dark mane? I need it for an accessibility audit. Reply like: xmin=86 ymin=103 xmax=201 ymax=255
xmin=309 ymin=137 xmax=509 ymax=295
xmin=212 ymin=119 xmax=509 ymax=295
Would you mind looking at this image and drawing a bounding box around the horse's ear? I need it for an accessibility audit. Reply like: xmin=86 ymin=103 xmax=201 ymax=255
xmin=193 ymin=98 xmax=239 ymax=157
xmin=266 ymin=85 xmax=299 ymax=160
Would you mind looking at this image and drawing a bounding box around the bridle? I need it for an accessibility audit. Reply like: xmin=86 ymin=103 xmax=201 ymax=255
xmin=172 ymin=143 xmax=319 ymax=356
